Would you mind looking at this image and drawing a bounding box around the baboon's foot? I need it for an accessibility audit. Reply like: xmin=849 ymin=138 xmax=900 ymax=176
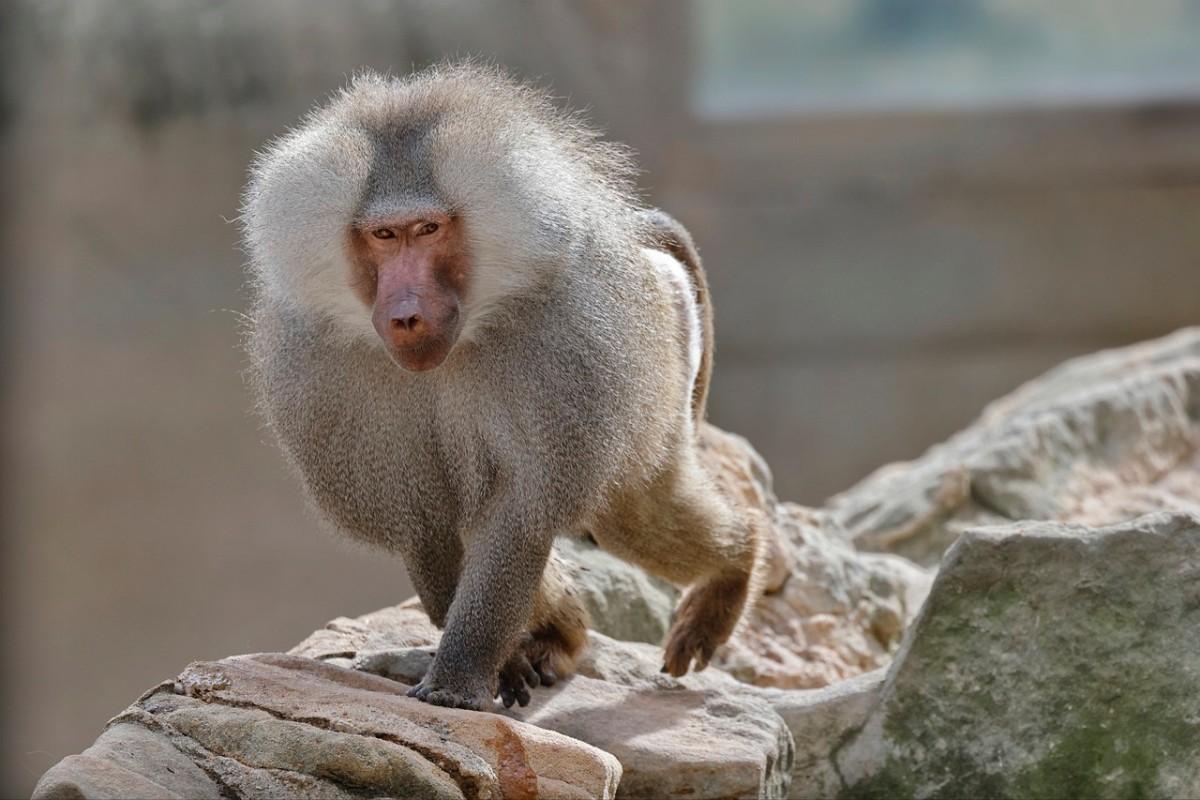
xmin=495 ymin=618 xmax=587 ymax=708
xmin=662 ymin=572 xmax=749 ymax=677
xmin=496 ymin=636 xmax=541 ymax=708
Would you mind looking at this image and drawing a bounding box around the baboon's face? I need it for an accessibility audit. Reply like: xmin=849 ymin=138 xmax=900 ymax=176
xmin=348 ymin=211 xmax=470 ymax=372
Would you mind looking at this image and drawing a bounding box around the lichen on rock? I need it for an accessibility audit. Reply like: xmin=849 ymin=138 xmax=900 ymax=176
xmin=836 ymin=512 xmax=1200 ymax=800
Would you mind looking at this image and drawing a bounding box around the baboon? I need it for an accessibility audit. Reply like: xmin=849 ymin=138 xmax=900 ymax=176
xmin=243 ymin=63 xmax=765 ymax=710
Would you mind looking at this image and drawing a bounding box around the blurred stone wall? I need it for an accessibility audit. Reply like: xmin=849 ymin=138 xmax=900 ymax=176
xmin=3 ymin=1 xmax=1199 ymax=795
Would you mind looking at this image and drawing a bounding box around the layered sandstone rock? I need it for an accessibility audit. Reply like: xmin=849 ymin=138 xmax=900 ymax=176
xmin=828 ymin=327 xmax=1200 ymax=565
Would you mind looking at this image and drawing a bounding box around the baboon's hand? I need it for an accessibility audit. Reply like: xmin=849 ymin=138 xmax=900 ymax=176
xmin=407 ymin=671 xmax=491 ymax=711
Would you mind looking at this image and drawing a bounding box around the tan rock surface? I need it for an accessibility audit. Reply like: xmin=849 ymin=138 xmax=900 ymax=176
xmin=510 ymin=673 xmax=793 ymax=800
xmin=36 ymin=653 xmax=621 ymax=800
xmin=829 ymin=326 xmax=1200 ymax=564
xmin=311 ymin=625 xmax=798 ymax=800
xmin=33 ymin=721 xmax=223 ymax=800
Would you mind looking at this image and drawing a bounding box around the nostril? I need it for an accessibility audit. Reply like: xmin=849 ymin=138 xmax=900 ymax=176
xmin=391 ymin=313 xmax=423 ymax=332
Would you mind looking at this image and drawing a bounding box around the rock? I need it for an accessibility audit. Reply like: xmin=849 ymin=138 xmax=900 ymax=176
xmin=572 ymin=632 xmax=883 ymax=800
xmin=555 ymin=536 xmax=679 ymax=645
xmin=334 ymin=624 xmax=799 ymax=800
xmin=575 ymin=632 xmax=879 ymax=800
xmin=33 ymin=720 xmax=222 ymax=800
xmin=328 ymin=622 xmax=799 ymax=800
xmin=291 ymin=600 xmax=441 ymax=660
xmin=510 ymin=672 xmax=794 ymax=800
xmin=352 ymin=644 xmax=437 ymax=683
xmin=33 ymin=754 xmax=193 ymax=800
xmin=828 ymin=326 xmax=1200 ymax=565
xmin=710 ymin=504 xmax=931 ymax=689
xmin=837 ymin=511 xmax=1200 ymax=799
xmin=39 ymin=654 xmax=622 ymax=800
xmin=758 ymin=671 xmax=885 ymax=800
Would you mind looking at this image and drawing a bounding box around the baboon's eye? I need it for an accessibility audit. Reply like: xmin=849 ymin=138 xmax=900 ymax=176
xmin=416 ymin=221 xmax=440 ymax=237
xmin=371 ymin=228 xmax=396 ymax=240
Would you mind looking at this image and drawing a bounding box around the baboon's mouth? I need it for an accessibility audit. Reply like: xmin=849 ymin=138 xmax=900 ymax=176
xmin=386 ymin=330 xmax=458 ymax=372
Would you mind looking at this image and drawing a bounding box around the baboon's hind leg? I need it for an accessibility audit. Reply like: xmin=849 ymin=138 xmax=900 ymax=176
xmin=593 ymin=461 xmax=767 ymax=677
xmin=661 ymin=506 xmax=767 ymax=676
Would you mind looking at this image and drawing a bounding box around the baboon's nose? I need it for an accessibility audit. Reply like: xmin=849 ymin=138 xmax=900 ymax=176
xmin=372 ymin=289 xmax=460 ymax=371
xmin=380 ymin=296 xmax=428 ymax=344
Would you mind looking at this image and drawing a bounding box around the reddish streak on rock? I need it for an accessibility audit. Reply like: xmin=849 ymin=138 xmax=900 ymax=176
xmin=485 ymin=719 xmax=538 ymax=799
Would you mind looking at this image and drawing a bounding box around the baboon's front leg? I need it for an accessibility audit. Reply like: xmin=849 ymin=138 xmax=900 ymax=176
xmin=408 ymin=506 xmax=553 ymax=711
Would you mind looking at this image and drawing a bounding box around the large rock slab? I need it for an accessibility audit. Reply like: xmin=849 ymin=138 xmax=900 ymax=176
xmin=35 ymin=653 xmax=622 ymax=800
xmin=32 ymin=725 xmax=223 ymax=800
xmin=300 ymin=615 xmax=797 ymax=800
xmin=510 ymin=673 xmax=794 ymax=800
xmin=828 ymin=327 xmax=1200 ymax=565
xmin=837 ymin=511 xmax=1200 ymax=799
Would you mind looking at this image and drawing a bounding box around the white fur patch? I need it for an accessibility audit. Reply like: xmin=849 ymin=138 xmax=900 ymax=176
xmin=243 ymin=120 xmax=377 ymax=342
xmin=431 ymin=122 xmax=574 ymax=343
xmin=643 ymin=247 xmax=702 ymax=397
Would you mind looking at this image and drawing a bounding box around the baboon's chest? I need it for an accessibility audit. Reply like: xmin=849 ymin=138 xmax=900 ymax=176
xmin=259 ymin=330 xmax=483 ymax=548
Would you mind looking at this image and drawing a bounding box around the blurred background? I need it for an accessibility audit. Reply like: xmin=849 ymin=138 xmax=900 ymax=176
xmin=3 ymin=0 xmax=1200 ymax=794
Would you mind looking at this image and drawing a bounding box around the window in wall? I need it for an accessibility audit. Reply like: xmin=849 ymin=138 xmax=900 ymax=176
xmin=694 ymin=0 xmax=1200 ymax=117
